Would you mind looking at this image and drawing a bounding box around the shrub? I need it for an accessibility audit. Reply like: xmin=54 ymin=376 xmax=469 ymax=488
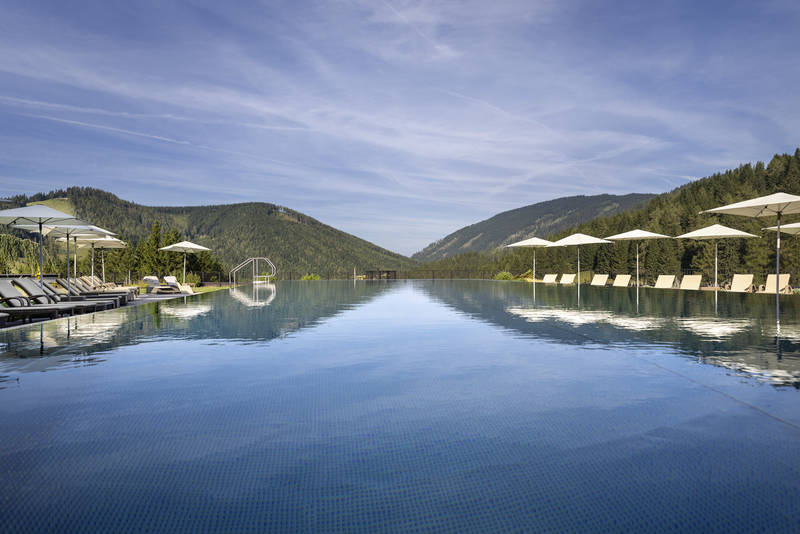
xmin=493 ymin=271 xmax=514 ymax=281
xmin=301 ymin=273 xmax=321 ymax=281
xmin=184 ymin=272 xmax=201 ymax=286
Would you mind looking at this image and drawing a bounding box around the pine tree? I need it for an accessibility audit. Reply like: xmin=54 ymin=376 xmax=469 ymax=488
xmin=161 ymin=227 xmax=183 ymax=275
xmin=139 ymin=221 xmax=163 ymax=276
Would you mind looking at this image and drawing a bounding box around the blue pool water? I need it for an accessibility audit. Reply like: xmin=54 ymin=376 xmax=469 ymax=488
xmin=1 ymin=280 xmax=799 ymax=532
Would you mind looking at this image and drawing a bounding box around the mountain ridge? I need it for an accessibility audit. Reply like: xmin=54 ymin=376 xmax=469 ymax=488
xmin=407 ymin=150 xmax=800 ymax=282
xmin=413 ymin=193 xmax=656 ymax=261
xmin=11 ymin=187 xmax=415 ymax=274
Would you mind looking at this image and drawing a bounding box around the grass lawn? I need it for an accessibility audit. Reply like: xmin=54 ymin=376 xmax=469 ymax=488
xmin=134 ymin=283 xmax=227 ymax=294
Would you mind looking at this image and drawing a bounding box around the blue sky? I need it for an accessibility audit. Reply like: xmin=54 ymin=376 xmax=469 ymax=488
xmin=1 ymin=0 xmax=798 ymax=255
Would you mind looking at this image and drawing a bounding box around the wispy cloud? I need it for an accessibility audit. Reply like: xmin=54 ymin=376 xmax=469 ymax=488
xmin=0 ymin=0 xmax=798 ymax=254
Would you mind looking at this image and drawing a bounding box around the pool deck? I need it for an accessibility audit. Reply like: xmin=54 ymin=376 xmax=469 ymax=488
xmin=0 ymin=292 xmax=190 ymax=331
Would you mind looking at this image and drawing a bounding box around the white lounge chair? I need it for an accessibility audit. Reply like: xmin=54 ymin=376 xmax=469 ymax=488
xmin=612 ymin=274 xmax=631 ymax=287
xmin=654 ymin=275 xmax=675 ymax=289
xmin=559 ymin=273 xmax=576 ymax=285
xmin=725 ymin=274 xmax=754 ymax=293
xmin=590 ymin=274 xmax=609 ymax=286
xmin=143 ymin=276 xmax=179 ymax=294
xmin=758 ymin=274 xmax=792 ymax=295
xmin=541 ymin=274 xmax=558 ymax=284
xmin=679 ymin=274 xmax=702 ymax=291
xmin=164 ymin=275 xmax=194 ymax=295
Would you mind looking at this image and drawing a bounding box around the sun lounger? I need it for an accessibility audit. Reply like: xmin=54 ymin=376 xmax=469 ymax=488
xmin=611 ymin=274 xmax=631 ymax=287
xmin=55 ymin=278 xmax=129 ymax=306
xmin=725 ymin=274 xmax=754 ymax=293
xmin=164 ymin=276 xmax=194 ymax=295
xmin=41 ymin=279 xmax=120 ymax=308
xmin=0 ymin=299 xmax=60 ymax=323
xmin=52 ymin=278 xmax=130 ymax=306
xmin=143 ymin=276 xmax=180 ymax=294
xmin=559 ymin=274 xmax=576 ymax=285
xmin=654 ymin=275 xmax=675 ymax=289
xmin=14 ymin=278 xmax=114 ymax=312
xmin=84 ymin=275 xmax=140 ymax=295
xmin=679 ymin=274 xmax=702 ymax=291
xmin=72 ymin=277 xmax=134 ymax=299
xmin=590 ymin=274 xmax=609 ymax=286
xmin=758 ymin=274 xmax=792 ymax=295
xmin=0 ymin=279 xmax=81 ymax=322
xmin=81 ymin=275 xmax=116 ymax=290
xmin=541 ymin=274 xmax=558 ymax=284
xmin=72 ymin=277 xmax=133 ymax=300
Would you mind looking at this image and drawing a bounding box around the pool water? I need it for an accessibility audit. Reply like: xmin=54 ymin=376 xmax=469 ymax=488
xmin=1 ymin=281 xmax=799 ymax=532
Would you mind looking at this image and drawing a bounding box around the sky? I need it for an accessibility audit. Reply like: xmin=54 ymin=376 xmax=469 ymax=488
xmin=0 ymin=0 xmax=799 ymax=255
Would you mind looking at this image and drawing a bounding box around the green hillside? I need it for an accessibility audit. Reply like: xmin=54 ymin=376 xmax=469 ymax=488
xmin=11 ymin=187 xmax=415 ymax=275
xmin=412 ymin=193 xmax=655 ymax=261
xmin=410 ymin=150 xmax=800 ymax=284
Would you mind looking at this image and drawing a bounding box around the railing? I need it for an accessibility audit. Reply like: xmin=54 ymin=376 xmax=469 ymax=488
xmin=229 ymin=257 xmax=276 ymax=287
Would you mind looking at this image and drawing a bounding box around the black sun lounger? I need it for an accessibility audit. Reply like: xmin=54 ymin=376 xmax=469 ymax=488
xmin=0 ymin=280 xmax=80 ymax=323
xmin=72 ymin=277 xmax=134 ymax=302
xmin=14 ymin=278 xmax=115 ymax=312
xmin=39 ymin=279 xmax=119 ymax=309
xmin=55 ymin=278 xmax=129 ymax=306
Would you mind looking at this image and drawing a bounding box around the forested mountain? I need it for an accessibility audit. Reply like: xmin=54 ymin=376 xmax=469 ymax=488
xmin=6 ymin=188 xmax=415 ymax=275
xmin=413 ymin=194 xmax=654 ymax=261
xmin=409 ymin=150 xmax=800 ymax=284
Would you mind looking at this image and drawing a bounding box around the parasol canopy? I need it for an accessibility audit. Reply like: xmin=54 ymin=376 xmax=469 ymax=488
xmin=506 ymin=237 xmax=552 ymax=282
xmin=605 ymin=229 xmax=672 ymax=289
xmin=159 ymin=241 xmax=211 ymax=284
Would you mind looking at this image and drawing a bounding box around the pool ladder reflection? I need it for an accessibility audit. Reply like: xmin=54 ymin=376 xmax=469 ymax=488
xmin=230 ymin=283 xmax=276 ymax=308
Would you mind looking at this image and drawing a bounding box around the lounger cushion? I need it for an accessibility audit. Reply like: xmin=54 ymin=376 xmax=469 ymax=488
xmin=679 ymin=275 xmax=702 ymax=291
xmin=728 ymin=274 xmax=754 ymax=293
xmin=612 ymin=274 xmax=631 ymax=287
xmin=654 ymin=275 xmax=675 ymax=289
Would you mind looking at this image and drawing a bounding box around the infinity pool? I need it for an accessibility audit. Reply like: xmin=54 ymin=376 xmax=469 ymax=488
xmin=1 ymin=281 xmax=799 ymax=532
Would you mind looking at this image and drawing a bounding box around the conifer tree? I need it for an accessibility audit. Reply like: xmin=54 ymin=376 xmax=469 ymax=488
xmin=139 ymin=221 xmax=162 ymax=276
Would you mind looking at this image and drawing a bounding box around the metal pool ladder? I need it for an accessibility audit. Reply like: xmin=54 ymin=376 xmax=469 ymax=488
xmin=229 ymin=257 xmax=276 ymax=287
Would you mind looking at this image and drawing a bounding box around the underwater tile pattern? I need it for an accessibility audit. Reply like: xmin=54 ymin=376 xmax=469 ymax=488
xmin=1 ymin=281 xmax=800 ymax=532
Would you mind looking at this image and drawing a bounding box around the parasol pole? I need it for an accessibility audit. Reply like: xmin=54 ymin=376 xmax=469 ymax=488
xmin=38 ymin=221 xmax=44 ymax=290
xmin=776 ymin=212 xmax=781 ymax=331
xmin=577 ymin=246 xmax=580 ymax=303
xmin=66 ymin=233 xmax=71 ymax=296
xmin=714 ymin=240 xmax=718 ymax=290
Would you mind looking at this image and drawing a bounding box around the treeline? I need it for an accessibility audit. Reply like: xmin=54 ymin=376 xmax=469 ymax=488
xmin=0 ymin=224 xmax=225 ymax=282
xmin=408 ymin=151 xmax=800 ymax=284
xmin=0 ymin=234 xmax=59 ymax=275
xmin=102 ymin=221 xmax=225 ymax=282
xmin=9 ymin=187 xmax=416 ymax=273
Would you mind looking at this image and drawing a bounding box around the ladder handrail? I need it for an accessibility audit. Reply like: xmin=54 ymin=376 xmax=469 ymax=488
xmin=229 ymin=257 xmax=277 ymax=287
xmin=231 ymin=258 xmax=252 ymax=272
